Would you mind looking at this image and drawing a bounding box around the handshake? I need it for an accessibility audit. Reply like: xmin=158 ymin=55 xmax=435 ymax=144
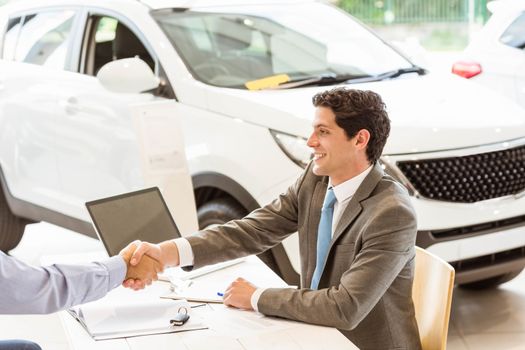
xmin=117 ymin=239 xmax=258 ymax=310
xmin=118 ymin=240 xmax=171 ymax=291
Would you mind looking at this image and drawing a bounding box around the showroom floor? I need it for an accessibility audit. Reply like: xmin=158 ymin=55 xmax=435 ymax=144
xmin=2 ymin=223 xmax=525 ymax=350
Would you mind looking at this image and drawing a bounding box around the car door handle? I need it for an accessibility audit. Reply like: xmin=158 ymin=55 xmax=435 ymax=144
xmin=60 ymin=97 xmax=80 ymax=114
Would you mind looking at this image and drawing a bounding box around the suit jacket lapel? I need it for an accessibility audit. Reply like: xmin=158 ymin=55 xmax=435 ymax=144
xmin=330 ymin=163 xmax=385 ymax=246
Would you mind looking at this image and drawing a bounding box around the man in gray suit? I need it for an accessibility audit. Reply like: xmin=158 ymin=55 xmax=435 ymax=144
xmin=126 ymin=88 xmax=421 ymax=349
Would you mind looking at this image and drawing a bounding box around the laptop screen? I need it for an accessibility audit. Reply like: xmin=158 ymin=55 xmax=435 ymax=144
xmin=86 ymin=187 xmax=181 ymax=256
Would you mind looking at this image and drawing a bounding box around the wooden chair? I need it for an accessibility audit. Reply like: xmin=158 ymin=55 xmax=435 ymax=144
xmin=412 ymin=247 xmax=455 ymax=350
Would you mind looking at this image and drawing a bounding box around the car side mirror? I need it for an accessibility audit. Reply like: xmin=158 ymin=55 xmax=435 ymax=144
xmin=96 ymin=57 xmax=160 ymax=94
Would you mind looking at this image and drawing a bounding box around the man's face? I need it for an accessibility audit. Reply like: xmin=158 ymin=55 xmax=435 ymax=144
xmin=307 ymin=106 xmax=366 ymax=185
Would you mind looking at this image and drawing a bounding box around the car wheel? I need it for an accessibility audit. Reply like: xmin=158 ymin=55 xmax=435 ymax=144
xmin=197 ymin=197 xmax=247 ymax=229
xmin=0 ymin=186 xmax=29 ymax=253
xmin=197 ymin=197 xmax=281 ymax=275
xmin=459 ymin=268 xmax=524 ymax=289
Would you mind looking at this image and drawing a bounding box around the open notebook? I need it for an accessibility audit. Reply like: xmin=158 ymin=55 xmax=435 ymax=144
xmin=68 ymin=286 xmax=207 ymax=340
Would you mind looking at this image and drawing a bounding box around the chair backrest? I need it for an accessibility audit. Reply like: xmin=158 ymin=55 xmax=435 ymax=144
xmin=412 ymin=246 xmax=455 ymax=350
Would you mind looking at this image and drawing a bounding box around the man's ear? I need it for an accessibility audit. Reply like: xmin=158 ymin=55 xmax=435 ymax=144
xmin=355 ymin=129 xmax=370 ymax=150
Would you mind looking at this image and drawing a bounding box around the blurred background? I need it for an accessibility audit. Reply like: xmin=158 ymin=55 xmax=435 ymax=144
xmin=0 ymin=0 xmax=490 ymax=52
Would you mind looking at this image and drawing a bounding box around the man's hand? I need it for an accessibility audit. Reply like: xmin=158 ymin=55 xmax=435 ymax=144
xmin=223 ymin=277 xmax=257 ymax=310
xmin=128 ymin=241 xmax=164 ymax=266
xmin=129 ymin=240 xmax=180 ymax=267
xmin=119 ymin=241 xmax=163 ymax=291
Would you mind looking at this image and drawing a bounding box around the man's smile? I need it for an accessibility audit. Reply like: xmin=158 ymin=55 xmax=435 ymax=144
xmin=314 ymin=153 xmax=327 ymax=160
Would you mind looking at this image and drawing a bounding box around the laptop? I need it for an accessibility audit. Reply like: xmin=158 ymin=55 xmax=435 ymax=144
xmin=86 ymin=186 xmax=245 ymax=286
xmin=86 ymin=187 xmax=181 ymax=256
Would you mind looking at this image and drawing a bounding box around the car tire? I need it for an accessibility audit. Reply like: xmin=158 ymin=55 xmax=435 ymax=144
xmin=197 ymin=197 xmax=247 ymax=229
xmin=197 ymin=197 xmax=281 ymax=275
xmin=0 ymin=186 xmax=28 ymax=253
xmin=459 ymin=268 xmax=525 ymax=289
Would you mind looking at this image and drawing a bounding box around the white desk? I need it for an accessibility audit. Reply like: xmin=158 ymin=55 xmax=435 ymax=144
xmin=59 ymin=256 xmax=358 ymax=350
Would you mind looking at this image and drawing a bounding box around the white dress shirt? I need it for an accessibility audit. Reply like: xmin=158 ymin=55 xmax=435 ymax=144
xmin=174 ymin=166 xmax=373 ymax=311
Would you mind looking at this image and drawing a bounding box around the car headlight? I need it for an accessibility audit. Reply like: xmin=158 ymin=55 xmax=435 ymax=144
xmin=270 ymin=130 xmax=312 ymax=168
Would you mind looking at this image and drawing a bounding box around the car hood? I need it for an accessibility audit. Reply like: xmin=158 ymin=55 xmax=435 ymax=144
xmin=204 ymin=73 xmax=525 ymax=154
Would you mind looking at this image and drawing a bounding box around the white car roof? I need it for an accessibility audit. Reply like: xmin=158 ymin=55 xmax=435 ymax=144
xmin=140 ymin=0 xmax=311 ymax=10
xmin=0 ymin=0 xmax=315 ymax=16
xmin=0 ymin=0 xmax=313 ymax=12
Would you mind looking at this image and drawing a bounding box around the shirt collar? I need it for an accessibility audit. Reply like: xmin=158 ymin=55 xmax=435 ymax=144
xmin=329 ymin=165 xmax=373 ymax=204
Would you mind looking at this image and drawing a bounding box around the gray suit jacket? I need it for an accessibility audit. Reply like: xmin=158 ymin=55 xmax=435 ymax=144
xmin=186 ymin=162 xmax=422 ymax=349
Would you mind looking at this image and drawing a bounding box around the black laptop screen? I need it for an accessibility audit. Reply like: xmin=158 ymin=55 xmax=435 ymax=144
xmin=86 ymin=187 xmax=181 ymax=256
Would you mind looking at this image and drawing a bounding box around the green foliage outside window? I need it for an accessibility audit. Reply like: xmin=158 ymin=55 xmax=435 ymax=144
xmin=337 ymin=0 xmax=489 ymax=24
xmin=337 ymin=0 xmax=490 ymax=50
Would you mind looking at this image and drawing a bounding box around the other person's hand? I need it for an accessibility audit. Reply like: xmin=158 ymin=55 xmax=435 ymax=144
xmin=120 ymin=241 xmax=163 ymax=290
xmin=223 ymin=277 xmax=257 ymax=310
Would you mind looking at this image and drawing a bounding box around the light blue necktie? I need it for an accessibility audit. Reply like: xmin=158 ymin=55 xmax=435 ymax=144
xmin=310 ymin=188 xmax=337 ymax=290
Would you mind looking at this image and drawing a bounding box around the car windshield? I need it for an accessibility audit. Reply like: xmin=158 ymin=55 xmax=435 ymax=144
xmin=152 ymin=2 xmax=413 ymax=89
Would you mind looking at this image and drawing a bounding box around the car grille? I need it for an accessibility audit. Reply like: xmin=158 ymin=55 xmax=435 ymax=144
xmin=397 ymin=145 xmax=525 ymax=203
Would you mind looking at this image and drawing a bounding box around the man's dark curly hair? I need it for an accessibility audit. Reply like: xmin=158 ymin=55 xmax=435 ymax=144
xmin=312 ymin=88 xmax=390 ymax=164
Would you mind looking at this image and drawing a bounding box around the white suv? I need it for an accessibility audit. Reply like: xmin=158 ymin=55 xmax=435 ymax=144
xmin=452 ymin=0 xmax=525 ymax=109
xmin=2 ymin=0 xmax=525 ymax=288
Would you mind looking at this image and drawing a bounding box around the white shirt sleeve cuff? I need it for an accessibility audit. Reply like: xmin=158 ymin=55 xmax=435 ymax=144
xmin=173 ymin=238 xmax=194 ymax=267
xmin=251 ymin=288 xmax=266 ymax=312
